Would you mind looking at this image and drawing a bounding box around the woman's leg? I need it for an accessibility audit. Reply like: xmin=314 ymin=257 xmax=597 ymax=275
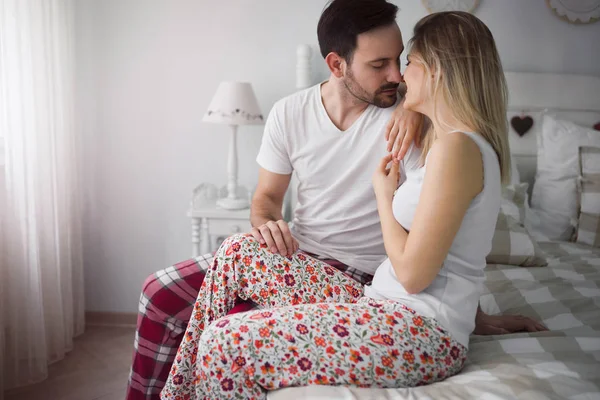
xmin=160 ymin=233 xmax=364 ymax=399
xmin=187 ymin=297 xmax=467 ymax=399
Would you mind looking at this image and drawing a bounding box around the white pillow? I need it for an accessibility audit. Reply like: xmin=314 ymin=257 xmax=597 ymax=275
xmin=510 ymin=157 xmax=521 ymax=185
xmin=530 ymin=113 xmax=600 ymax=241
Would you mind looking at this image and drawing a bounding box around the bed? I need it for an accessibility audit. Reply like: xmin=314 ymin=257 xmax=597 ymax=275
xmin=268 ymin=45 xmax=600 ymax=400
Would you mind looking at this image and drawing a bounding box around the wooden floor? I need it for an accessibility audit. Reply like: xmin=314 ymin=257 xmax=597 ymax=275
xmin=5 ymin=326 xmax=135 ymax=400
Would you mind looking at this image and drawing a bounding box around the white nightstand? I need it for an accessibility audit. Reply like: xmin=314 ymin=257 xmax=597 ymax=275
xmin=187 ymin=205 xmax=252 ymax=257
xmin=187 ymin=183 xmax=253 ymax=257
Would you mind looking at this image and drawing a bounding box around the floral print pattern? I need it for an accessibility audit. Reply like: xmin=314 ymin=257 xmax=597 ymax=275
xmin=161 ymin=234 xmax=467 ymax=399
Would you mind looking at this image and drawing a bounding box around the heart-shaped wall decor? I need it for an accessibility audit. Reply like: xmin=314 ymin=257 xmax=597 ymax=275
xmin=510 ymin=115 xmax=534 ymax=137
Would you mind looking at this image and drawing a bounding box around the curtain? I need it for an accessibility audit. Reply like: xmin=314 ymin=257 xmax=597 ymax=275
xmin=0 ymin=0 xmax=84 ymax=394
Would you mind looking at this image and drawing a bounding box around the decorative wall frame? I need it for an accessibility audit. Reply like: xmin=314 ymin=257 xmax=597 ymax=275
xmin=422 ymin=0 xmax=479 ymax=13
xmin=546 ymin=0 xmax=600 ymax=24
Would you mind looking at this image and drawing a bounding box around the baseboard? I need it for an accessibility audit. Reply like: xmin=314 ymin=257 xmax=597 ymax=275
xmin=85 ymin=311 xmax=137 ymax=327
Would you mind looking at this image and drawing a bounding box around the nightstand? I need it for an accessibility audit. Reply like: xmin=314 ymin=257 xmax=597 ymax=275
xmin=187 ymin=183 xmax=253 ymax=257
xmin=187 ymin=204 xmax=252 ymax=257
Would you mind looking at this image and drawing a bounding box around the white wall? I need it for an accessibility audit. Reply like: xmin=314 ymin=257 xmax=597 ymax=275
xmin=75 ymin=0 xmax=600 ymax=313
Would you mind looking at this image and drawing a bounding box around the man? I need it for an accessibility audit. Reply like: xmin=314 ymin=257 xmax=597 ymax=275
xmin=126 ymin=1 xmax=546 ymax=398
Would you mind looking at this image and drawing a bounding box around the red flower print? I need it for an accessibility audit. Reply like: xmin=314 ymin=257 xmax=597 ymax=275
xmin=309 ymin=295 xmax=317 ymax=303
xmin=386 ymin=315 xmax=397 ymax=325
xmin=450 ymin=346 xmax=461 ymax=360
xmin=381 ymin=356 xmax=394 ymax=368
xmin=172 ymin=374 xmax=184 ymax=385
xmin=324 ymin=266 xmax=335 ymax=276
xmin=284 ymin=274 xmax=296 ymax=287
xmin=243 ymin=256 xmax=252 ymax=266
xmin=326 ymin=346 xmax=336 ymax=355
xmin=444 ymin=355 xmax=453 ymax=366
xmin=410 ymin=326 xmax=419 ymax=336
xmin=293 ymin=312 xmax=303 ymax=320
xmin=232 ymin=242 xmax=241 ymax=252
xmin=260 ymin=289 xmax=268 ymax=298
xmin=370 ymin=333 xmax=394 ymax=346
xmin=289 ymin=365 xmax=298 ymax=374
xmin=412 ymin=316 xmax=424 ymax=327
xmin=254 ymin=340 xmax=264 ymax=349
xmin=297 ymin=357 xmax=313 ymax=371
xmin=338 ymin=316 xmax=351 ymax=325
xmin=335 ymin=367 xmax=346 ymax=376
xmin=220 ymin=377 xmax=234 ymax=391
xmin=314 ymin=337 xmax=326 ymax=347
xmin=240 ymin=325 xmax=249 ymax=333
xmin=360 ymin=345 xmax=371 ymax=355
xmin=334 ymin=286 xmax=341 ymax=295
xmin=375 ymin=366 xmax=385 ymax=376
xmin=259 ymin=327 xmax=270 ymax=338
xmin=349 ymin=349 xmax=363 ymax=363
xmin=332 ymin=324 xmax=349 ymax=337
xmin=231 ymin=356 xmax=246 ymax=373
xmin=314 ymin=374 xmax=330 ymax=384
xmin=223 ymin=264 xmax=230 ymax=273
xmin=284 ymin=333 xmax=296 ymax=343
xmin=419 ymin=352 xmax=434 ymax=364
xmin=298 ymin=253 xmax=306 ymax=260
xmin=355 ymin=317 xmax=366 ymax=325
xmin=215 ymin=318 xmax=230 ymax=328
xmin=261 ymin=362 xmax=275 ymax=374
xmin=310 ymin=275 xmax=319 ymax=284
xmin=296 ymin=324 xmax=308 ymax=334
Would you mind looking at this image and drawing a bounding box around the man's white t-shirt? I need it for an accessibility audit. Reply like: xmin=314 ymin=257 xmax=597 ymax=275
xmin=256 ymin=83 xmax=420 ymax=274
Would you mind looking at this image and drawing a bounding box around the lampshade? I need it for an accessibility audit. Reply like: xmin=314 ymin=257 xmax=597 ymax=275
xmin=203 ymin=81 xmax=263 ymax=125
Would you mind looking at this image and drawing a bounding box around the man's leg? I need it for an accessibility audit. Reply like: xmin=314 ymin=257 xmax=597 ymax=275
xmin=126 ymin=254 xmax=256 ymax=400
xmin=160 ymin=233 xmax=365 ymax=399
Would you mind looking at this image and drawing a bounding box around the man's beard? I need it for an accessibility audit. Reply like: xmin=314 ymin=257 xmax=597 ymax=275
xmin=342 ymin=69 xmax=398 ymax=108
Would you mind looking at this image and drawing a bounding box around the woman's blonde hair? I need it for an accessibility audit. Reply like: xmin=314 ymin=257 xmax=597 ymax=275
xmin=409 ymin=11 xmax=511 ymax=184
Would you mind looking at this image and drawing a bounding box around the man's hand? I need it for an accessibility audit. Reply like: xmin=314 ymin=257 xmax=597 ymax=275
xmin=250 ymin=219 xmax=299 ymax=257
xmin=385 ymin=100 xmax=423 ymax=162
xmin=474 ymin=311 xmax=548 ymax=335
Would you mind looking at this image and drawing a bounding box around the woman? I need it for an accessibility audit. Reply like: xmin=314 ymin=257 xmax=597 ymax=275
xmin=162 ymin=11 xmax=509 ymax=399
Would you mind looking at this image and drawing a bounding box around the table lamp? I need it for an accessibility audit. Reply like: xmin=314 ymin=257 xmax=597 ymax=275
xmin=203 ymin=81 xmax=263 ymax=210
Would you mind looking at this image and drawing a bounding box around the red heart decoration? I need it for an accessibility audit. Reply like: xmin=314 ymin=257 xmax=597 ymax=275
xmin=510 ymin=115 xmax=534 ymax=137
xmin=594 ymin=122 xmax=600 ymax=131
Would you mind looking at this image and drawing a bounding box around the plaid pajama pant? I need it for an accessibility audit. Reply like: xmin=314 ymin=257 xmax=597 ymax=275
xmin=125 ymin=250 xmax=374 ymax=400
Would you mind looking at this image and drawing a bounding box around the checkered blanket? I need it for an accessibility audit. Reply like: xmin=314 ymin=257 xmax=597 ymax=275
xmin=268 ymin=241 xmax=600 ymax=399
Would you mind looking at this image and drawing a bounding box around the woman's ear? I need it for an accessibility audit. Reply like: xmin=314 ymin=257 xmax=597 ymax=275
xmin=325 ymin=52 xmax=345 ymax=78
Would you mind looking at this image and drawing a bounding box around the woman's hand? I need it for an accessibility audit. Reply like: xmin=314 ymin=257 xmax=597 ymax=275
xmin=373 ymin=154 xmax=401 ymax=201
xmin=385 ymin=102 xmax=423 ymax=161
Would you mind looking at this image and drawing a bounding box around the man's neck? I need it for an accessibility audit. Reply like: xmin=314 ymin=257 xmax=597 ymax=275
xmin=320 ymin=80 xmax=370 ymax=131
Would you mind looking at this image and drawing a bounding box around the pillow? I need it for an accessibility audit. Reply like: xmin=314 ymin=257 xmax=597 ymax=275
xmin=486 ymin=183 xmax=547 ymax=267
xmin=510 ymin=157 xmax=521 ymax=185
xmin=575 ymin=146 xmax=600 ymax=247
xmin=530 ymin=113 xmax=600 ymax=241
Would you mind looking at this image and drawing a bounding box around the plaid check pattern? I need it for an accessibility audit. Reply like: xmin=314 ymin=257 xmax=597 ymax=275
xmin=576 ymin=146 xmax=600 ymax=247
xmin=126 ymin=251 xmax=373 ymax=400
xmin=268 ymin=241 xmax=600 ymax=399
xmin=486 ymin=183 xmax=547 ymax=267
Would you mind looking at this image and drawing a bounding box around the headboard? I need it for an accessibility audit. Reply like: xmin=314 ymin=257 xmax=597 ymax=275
xmin=293 ymin=44 xmax=600 ymax=193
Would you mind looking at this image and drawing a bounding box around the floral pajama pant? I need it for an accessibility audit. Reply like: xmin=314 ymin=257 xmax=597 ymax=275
xmin=160 ymin=234 xmax=467 ymax=400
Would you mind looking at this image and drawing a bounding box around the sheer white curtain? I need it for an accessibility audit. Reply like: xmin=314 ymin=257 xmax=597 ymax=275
xmin=0 ymin=0 xmax=84 ymax=394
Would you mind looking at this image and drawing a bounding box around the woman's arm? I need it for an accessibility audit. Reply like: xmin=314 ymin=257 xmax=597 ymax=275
xmin=375 ymin=133 xmax=483 ymax=294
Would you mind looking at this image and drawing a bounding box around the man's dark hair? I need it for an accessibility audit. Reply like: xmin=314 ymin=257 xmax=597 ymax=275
xmin=317 ymin=0 xmax=399 ymax=64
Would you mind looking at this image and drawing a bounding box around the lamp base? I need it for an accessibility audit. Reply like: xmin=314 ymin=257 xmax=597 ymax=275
xmin=217 ymin=197 xmax=249 ymax=210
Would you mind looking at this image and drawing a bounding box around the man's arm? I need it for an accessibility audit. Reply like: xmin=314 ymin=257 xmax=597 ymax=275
xmin=250 ymin=168 xmax=297 ymax=257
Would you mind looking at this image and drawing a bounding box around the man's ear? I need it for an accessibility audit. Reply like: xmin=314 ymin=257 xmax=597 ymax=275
xmin=325 ymin=52 xmax=345 ymax=78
